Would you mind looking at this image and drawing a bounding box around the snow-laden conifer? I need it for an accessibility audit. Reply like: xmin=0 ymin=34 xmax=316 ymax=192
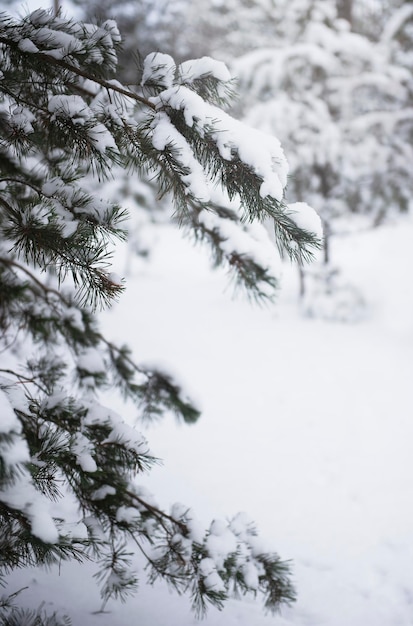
xmin=0 ymin=10 xmax=321 ymax=624
xmin=232 ymin=0 xmax=412 ymax=319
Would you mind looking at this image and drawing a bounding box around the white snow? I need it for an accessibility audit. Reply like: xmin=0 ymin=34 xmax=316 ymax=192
xmin=0 ymin=435 xmax=29 ymax=466
xmin=48 ymin=95 xmax=118 ymax=153
xmin=287 ymin=201 xmax=324 ymax=239
xmin=71 ymin=432 xmax=97 ymax=473
xmin=63 ymin=306 xmax=85 ymax=332
xmin=48 ymin=95 xmax=89 ymax=123
xmin=116 ymin=505 xmax=141 ymax=524
xmin=142 ymin=52 xmax=176 ymax=88
xmin=18 ymin=38 xmax=39 ymax=53
xmin=103 ymin=421 xmax=149 ymax=455
xmin=241 ymin=562 xmax=260 ymax=590
xmin=2 ymin=9 xmax=413 ymax=619
xmin=1 ymin=472 xmax=59 ymax=543
xmin=5 ymin=214 xmax=413 ymax=624
xmin=9 ymin=106 xmax=35 ymax=134
xmin=107 ymin=272 xmax=123 ymax=287
xmin=28 ymin=9 xmax=50 ymax=26
xmin=77 ymin=347 xmax=106 ymax=374
xmin=0 ymin=377 xmax=28 ymax=414
xmin=178 ymin=57 xmax=231 ymax=84
xmin=31 ymin=27 xmax=84 ymax=57
xmin=199 ymin=558 xmax=226 ymax=592
xmin=382 ymin=4 xmax=413 ymax=43
xmin=0 ymin=387 xmax=21 ymax=434
xmin=198 ymin=208 xmax=283 ymax=280
xmin=149 ymin=111 xmax=211 ymax=202
xmin=91 ymin=485 xmax=116 ymax=500
xmin=150 ymin=85 xmax=289 ymax=201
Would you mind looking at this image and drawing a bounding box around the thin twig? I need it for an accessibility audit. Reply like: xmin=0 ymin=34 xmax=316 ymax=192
xmin=0 ymin=367 xmax=48 ymax=395
xmin=0 ymin=35 xmax=156 ymax=110
xmin=126 ymin=489 xmax=187 ymax=534
xmin=0 ymin=256 xmax=66 ymax=303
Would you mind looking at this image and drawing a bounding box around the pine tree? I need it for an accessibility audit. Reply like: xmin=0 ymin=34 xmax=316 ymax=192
xmin=0 ymin=10 xmax=322 ymax=625
xmin=232 ymin=0 xmax=412 ymax=319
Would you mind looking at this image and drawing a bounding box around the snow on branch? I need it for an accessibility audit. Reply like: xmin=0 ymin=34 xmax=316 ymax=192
xmin=0 ymin=10 xmax=323 ymax=620
xmin=150 ymin=84 xmax=289 ymax=202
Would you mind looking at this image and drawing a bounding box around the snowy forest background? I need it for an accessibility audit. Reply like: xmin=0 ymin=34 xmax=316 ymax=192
xmin=1 ymin=0 xmax=413 ymax=624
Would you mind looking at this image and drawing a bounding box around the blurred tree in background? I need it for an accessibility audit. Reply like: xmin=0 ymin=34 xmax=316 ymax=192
xmin=231 ymin=0 xmax=413 ymax=320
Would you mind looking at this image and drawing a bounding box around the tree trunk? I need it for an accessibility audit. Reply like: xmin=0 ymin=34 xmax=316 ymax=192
xmin=337 ymin=0 xmax=353 ymax=25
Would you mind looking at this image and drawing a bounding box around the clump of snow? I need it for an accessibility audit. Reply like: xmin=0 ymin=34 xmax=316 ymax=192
xmin=77 ymin=347 xmax=106 ymax=375
xmin=107 ymin=272 xmax=123 ymax=287
xmin=198 ymin=209 xmax=282 ymax=280
xmin=287 ymin=202 xmax=323 ymax=240
xmin=116 ymin=506 xmax=141 ymax=524
xmin=101 ymin=19 xmax=121 ymax=45
xmin=28 ymin=500 xmax=60 ymax=543
xmin=229 ymin=512 xmax=256 ymax=539
xmin=48 ymin=95 xmax=87 ymax=123
xmin=170 ymin=502 xmax=190 ymax=520
xmin=170 ymin=503 xmax=205 ymax=543
xmin=87 ymin=121 xmax=118 ymax=153
xmin=150 ymin=85 xmax=288 ymax=201
xmin=0 ymin=435 xmax=29 ymax=467
xmin=83 ymin=515 xmax=106 ymax=540
xmin=83 ymin=402 xmax=120 ymax=427
xmin=81 ymin=401 xmax=150 ymax=456
xmin=0 ymin=388 xmax=21 ymax=434
xmin=0 ymin=383 xmax=60 ymax=543
xmin=1 ymin=473 xmax=59 ymax=543
xmin=241 ymin=562 xmax=260 ymax=590
xmin=91 ymin=485 xmax=116 ymax=500
xmin=0 ymin=377 xmax=28 ymax=414
xmin=178 ymin=57 xmax=231 ymax=84
xmin=42 ymin=177 xmax=66 ymax=197
xmin=103 ymin=421 xmax=149 ymax=455
xmin=9 ymin=106 xmax=35 ymax=134
xmin=31 ymin=27 xmax=84 ymax=58
xmin=48 ymin=95 xmax=117 ymax=154
xmin=149 ymin=111 xmax=210 ymax=202
xmin=41 ymin=390 xmax=68 ymax=411
xmin=18 ymin=38 xmax=39 ymax=53
xmin=63 ymin=520 xmax=89 ymax=540
xmin=205 ymin=519 xmax=238 ymax=569
xmin=28 ymin=9 xmax=50 ymax=25
xmin=130 ymin=484 xmax=159 ymax=514
xmin=71 ymin=432 xmax=97 ymax=473
xmin=63 ymin=307 xmax=85 ymax=332
xmin=142 ymin=53 xmax=176 ymax=88
xmin=199 ymin=557 xmax=226 ymax=592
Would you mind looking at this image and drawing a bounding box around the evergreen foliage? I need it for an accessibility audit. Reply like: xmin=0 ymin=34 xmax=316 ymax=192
xmin=0 ymin=10 xmax=321 ymax=624
xmin=231 ymin=0 xmax=412 ymax=318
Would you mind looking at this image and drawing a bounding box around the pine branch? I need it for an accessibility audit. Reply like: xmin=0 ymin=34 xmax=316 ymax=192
xmin=0 ymin=11 xmax=305 ymax=621
xmin=0 ymin=34 xmax=155 ymax=111
xmin=0 ymin=367 xmax=48 ymax=395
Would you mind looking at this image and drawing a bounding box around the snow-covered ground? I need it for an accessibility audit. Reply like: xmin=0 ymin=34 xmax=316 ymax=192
xmin=6 ymin=214 xmax=413 ymax=625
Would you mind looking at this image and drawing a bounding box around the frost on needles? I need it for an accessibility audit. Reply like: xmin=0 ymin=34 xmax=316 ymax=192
xmin=0 ymin=9 xmax=321 ymax=625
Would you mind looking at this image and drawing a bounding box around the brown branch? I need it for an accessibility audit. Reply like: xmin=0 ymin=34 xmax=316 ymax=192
xmin=0 ymin=256 xmax=66 ymax=303
xmin=0 ymin=35 xmax=156 ymax=110
xmin=0 ymin=367 xmax=48 ymax=395
xmin=0 ymin=177 xmax=42 ymax=196
xmin=46 ymin=54 xmax=155 ymax=109
xmin=126 ymin=489 xmax=187 ymax=534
